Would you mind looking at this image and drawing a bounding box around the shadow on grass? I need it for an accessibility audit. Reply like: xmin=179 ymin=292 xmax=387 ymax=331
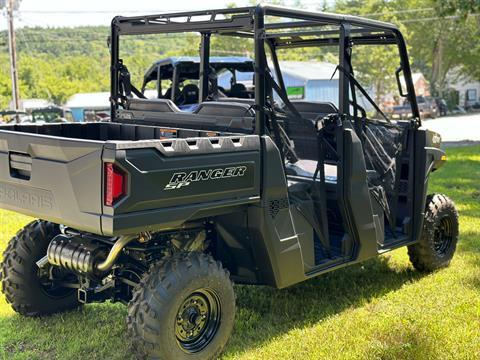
xmin=223 ymin=255 xmax=424 ymax=356
xmin=0 ymin=255 xmax=424 ymax=359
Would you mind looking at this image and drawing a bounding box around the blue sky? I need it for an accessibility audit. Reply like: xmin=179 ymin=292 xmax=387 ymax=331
xmin=2 ymin=0 xmax=331 ymax=29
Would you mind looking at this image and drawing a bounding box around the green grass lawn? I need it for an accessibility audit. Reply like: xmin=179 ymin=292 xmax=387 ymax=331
xmin=0 ymin=146 xmax=479 ymax=360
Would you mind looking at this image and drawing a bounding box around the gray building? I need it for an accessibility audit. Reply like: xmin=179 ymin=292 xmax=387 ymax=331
xmin=218 ymin=61 xmax=339 ymax=105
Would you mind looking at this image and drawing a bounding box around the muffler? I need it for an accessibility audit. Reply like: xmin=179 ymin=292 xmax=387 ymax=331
xmin=44 ymin=234 xmax=137 ymax=276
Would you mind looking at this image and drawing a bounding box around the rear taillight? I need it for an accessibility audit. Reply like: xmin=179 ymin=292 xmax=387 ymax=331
xmin=104 ymin=163 xmax=127 ymax=206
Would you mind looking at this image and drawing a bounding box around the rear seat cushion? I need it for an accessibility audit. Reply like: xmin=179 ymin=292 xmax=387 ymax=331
xmin=127 ymin=98 xmax=181 ymax=112
xmin=195 ymin=102 xmax=254 ymax=117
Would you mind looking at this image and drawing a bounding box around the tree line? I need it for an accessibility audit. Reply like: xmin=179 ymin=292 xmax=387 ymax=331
xmin=0 ymin=0 xmax=478 ymax=109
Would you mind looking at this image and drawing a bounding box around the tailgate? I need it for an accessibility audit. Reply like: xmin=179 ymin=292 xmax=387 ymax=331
xmin=0 ymin=130 xmax=104 ymax=233
xmin=101 ymin=136 xmax=261 ymax=235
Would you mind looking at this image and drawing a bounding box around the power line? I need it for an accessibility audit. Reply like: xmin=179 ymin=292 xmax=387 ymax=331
xmin=13 ymin=6 xmax=435 ymax=16
xmin=6 ymin=0 xmax=20 ymax=120
xmin=18 ymin=9 xmax=183 ymax=14
xmin=400 ymin=13 xmax=480 ymax=24
xmin=344 ymin=7 xmax=435 ymax=18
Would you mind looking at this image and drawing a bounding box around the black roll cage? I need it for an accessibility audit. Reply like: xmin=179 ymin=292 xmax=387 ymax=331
xmin=109 ymin=5 xmax=421 ymax=132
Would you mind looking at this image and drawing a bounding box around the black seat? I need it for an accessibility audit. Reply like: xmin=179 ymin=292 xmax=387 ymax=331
xmin=195 ymin=102 xmax=254 ymax=117
xmin=289 ymin=101 xmax=338 ymax=121
xmin=181 ymin=84 xmax=200 ymax=104
xmin=127 ymin=98 xmax=180 ymax=112
xmin=230 ymin=83 xmax=250 ymax=99
xmin=283 ymin=101 xmax=338 ymax=161
xmin=164 ymin=87 xmax=173 ymax=100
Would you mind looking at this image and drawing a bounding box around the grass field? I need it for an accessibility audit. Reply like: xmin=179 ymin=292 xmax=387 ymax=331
xmin=0 ymin=145 xmax=479 ymax=360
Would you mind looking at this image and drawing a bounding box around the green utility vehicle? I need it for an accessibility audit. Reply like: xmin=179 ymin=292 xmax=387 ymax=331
xmin=0 ymin=6 xmax=458 ymax=359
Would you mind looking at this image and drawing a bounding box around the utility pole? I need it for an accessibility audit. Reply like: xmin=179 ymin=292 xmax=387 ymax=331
xmin=6 ymin=0 xmax=20 ymax=122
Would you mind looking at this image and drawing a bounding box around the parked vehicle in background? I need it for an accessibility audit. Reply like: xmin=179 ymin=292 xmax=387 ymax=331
xmin=30 ymin=106 xmax=74 ymax=124
xmin=466 ymin=102 xmax=480 ymax=112
xmin=390 ymin=95 xmax=438 ymax=119
xmin=434 ymin=97 xmax=448 ymax=116
xmin=0 ymin=6 xmax=459 ymax=360
xmin=83 ymin=109 xmax=111 ymax=122
xmin=465 ymin=88 xmax=478 ymax=110
xmin=0 ymin=110 xmax=29 ymax=124
xmin=388 ymin=102 xmax=412 ymax=119
xmin=141 ymin=56 xmax=254 ymax=111
xmin=419 ymin=96 xmax=438 ymax=118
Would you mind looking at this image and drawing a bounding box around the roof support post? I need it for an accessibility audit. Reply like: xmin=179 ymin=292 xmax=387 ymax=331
xmin=199 ymin=32 xmax=211 ymax=102
xmin=110 ymin=21 xmax=120 ymax=120
xmin=254 ymin=6 xmax=266 ymax=136
xmin=171 ymin=64 xmax=179 ymax=102
xmin=338 ymin=22 xmax=351 ymax=117
xmin=156 ymin=65 xmax=162 ymax=98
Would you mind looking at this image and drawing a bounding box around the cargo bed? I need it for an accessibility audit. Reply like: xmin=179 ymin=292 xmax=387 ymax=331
xmin=0 ymin=122 xmax=261 ymax=235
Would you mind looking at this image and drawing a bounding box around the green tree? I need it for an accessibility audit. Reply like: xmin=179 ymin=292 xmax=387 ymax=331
xmin=334 ymin=1 xmax=410 ymax=104
xmin=401 ymin=0 xmax=480 ymax=95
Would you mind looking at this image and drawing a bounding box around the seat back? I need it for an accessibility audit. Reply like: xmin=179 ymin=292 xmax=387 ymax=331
xmin=118 ymin=100 xmax=255 ymax=134
xmin=195 ymin=101 xmax=254 ymax=117
xmin=283 ymin=101 xmax=338 ymax=160
xmin=181 ymin=84 xmax=200 ymax=104
xmin=127 ymin=98 xmax=180 ymax=112
xmin=290 ymin=101 xmax=338 ymax=120
xmin=230 ymin=83 xmax=250 ymax=98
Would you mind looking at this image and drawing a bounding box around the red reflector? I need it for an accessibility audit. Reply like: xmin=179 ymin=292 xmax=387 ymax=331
xmin=104 ymin=163 xmax=126 ymax=206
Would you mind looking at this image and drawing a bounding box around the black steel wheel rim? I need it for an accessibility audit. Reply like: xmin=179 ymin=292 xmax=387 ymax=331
xmin=433 ymin=216 xmax=454 ymax=255
xmin=175 ymin=288 xmax=221 ymax=353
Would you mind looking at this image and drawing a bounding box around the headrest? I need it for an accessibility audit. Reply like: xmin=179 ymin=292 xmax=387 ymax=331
xmin=181 ymin=84 xmax=199 ymax=104
xmin=230 ymin=83 xmax=250 ymax=99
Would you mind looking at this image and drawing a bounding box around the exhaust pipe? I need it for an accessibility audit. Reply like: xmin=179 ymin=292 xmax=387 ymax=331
xmin=96 ymin=234 xmax=137 ymax=272
xmin=46 ymin=233 xmax=138 ymax=276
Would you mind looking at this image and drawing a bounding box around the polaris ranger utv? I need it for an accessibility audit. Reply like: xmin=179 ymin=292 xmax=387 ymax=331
xmin=0 ymin=6 xmax=458 ymax=359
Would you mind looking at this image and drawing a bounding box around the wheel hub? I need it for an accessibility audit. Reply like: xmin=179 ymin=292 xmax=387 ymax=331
xmin=174 ymin=289 xmax=221 ymax=353
xmin=433 ymin=216 xmax=454 ymax=255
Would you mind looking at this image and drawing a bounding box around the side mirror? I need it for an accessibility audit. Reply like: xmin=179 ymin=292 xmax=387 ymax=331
xmin=107 ymin=36 xmax=111 ymax=54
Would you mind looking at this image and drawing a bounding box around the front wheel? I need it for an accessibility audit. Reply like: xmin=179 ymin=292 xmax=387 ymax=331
xmin=408 ymin=194 xmax=459 ymax=272
xmin=127 ymin=252 xmax=235 ymax=359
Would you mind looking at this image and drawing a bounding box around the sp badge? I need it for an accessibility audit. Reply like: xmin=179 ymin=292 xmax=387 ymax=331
xmin=164 ymin=166 xmax=247 ymax=190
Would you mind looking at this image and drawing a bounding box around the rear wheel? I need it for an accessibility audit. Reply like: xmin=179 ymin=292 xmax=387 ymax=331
xmin=408 ymin=194 xmax=459 ymax=272
xmin=127 ymin=252 xmax=235 ymax=359
xmin=0 ymin=220 xmax=81 ymax=316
